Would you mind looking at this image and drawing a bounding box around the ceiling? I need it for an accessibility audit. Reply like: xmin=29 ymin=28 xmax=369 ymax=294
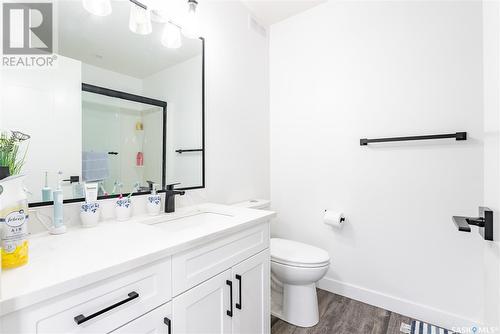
xmin=241 ymin=0 xmax=325 ymax=26
xmin=58 ymin=1 xmax=202 ymax=79
xmin=57 ymin=0 xmax=323 ymax=78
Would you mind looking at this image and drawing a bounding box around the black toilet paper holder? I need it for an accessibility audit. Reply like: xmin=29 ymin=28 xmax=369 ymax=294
xmin=453 ymin=207 xmax=493 ymax=241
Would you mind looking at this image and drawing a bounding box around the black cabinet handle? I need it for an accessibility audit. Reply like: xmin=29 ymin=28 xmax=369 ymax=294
xmin=235 ymin=274 xmax=242 ymax=310
xmin=164 ymin=317 xmax=172 ymax=334
xmin=226 ymin=280 xmax=233 ymax=317
xmin=74 ymin=291 xmax=139 ymax=325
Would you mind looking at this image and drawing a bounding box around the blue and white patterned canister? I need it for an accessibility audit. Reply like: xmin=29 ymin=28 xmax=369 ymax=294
xmin=147 ymin=195 xmax=161 ymax=216
xmin=115 ymin=198 xmax=131 ymax=221
xmin=80 ymin=202 xmax=100 ymax=227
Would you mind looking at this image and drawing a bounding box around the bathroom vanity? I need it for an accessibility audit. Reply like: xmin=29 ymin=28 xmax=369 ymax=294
xmin=0 ymin=204 xmax=274 ymax=333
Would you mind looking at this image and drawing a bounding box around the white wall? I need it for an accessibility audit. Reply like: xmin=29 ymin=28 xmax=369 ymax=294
xmin=482 ymin=1 xmax=500 ymax=329
xmin=270 ymin=1 xmax=484 ymax=329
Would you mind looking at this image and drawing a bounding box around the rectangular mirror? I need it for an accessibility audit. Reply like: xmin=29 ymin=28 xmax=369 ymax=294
xmin=0 ymin=0 xmax=205 ymax=206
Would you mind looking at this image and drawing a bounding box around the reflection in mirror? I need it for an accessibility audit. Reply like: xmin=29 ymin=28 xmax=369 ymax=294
xmin=0 ymin=0 xmax=205 ymax=205
xmin=82 ymin=89 xmax=164 ymax=197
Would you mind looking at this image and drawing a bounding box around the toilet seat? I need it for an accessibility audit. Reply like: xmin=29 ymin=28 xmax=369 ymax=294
xmin=271 ymin=238 xmax=330 ymax=268
xmin=272 ymin=258 xmax=330 ymax=268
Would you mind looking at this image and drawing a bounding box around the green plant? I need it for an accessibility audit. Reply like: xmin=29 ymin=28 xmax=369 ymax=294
xmin=0 ymin=130 xmax=30 ymax=175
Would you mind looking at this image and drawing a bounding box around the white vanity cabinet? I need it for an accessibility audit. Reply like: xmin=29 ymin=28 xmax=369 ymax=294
xmin=111 ymin=302 xmax=172 ymax=334
xmin=0 ymin=219 xmax=271 ymax=334
xmin=0 ymin=258 xmax=172 ymax=334
xmin=172 ymin=249 xmax=270 ymax=334
xmin=172 ymin=222 xmax=271 ymax=334
xmin=231 ymin=249 xmax=270 ymax=334
xmin=173 ymin=269 xmax=233 ymax=334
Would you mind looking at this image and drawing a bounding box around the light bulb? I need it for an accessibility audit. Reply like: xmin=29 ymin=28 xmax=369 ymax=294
xmin=129 ymin=2 xmax=152 ymax=35
xmin=82 ymin=0 xmax=112 ymax=16
xmin=182 ymin=0 xmax=199 ymax=39
xmin=162 ymin=22 xmax=182 ymax=49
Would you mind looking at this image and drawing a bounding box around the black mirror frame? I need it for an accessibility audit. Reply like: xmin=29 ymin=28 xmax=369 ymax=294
xmin=28 ymin=37 xmax=206 ymax=207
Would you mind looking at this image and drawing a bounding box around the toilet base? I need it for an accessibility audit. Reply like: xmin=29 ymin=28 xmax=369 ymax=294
xmin=272 ymin=282 xmax=319 ymax=328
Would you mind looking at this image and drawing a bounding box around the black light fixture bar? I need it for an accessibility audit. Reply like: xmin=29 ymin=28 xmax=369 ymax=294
xmin=360 ymin=132 xmax=467 ymax=146
xmin=129 ymin=0 xmax=147 ymax=9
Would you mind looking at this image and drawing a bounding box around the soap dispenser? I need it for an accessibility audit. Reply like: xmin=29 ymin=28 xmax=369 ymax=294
xmin=50 ymin=171 xmax=66 ymax=235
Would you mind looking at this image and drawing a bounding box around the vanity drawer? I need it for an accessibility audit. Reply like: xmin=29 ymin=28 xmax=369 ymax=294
xmin=172 ymin=222 xmax=269 ymax=295
xmin=1 ymin=258 xmax=171 ymax=334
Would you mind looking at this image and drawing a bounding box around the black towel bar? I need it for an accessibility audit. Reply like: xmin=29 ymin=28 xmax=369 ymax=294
xmin=360 ymin=132 xmax=467 ymax=146
xmin=175 ymin=149 xmax=203 ymax=154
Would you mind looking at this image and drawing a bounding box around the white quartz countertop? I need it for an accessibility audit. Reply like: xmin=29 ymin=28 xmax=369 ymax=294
xmin=0 ymin=203 xmax=275 ymax=316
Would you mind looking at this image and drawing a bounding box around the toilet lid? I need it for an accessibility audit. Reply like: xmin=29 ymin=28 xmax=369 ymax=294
xmin=271 ymin=238 xmax=330 ymax=267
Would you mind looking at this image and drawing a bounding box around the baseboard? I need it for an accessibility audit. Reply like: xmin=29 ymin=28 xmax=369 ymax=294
xmin=317 ymin=277 xmax=480 ymax=331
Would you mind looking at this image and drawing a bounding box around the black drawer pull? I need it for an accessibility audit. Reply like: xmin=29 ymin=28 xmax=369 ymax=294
xmin=74 ymin=291 xmax=139 ymax=325
xmin=235 ymin=274 xmax=242 ymax=310
xmin=164 ymin=317 xmax=172 ymax=334
xmin=226 ymin=280 xmax=233 ymax=317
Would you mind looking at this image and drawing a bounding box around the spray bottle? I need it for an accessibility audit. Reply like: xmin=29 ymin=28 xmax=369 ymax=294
xmin=0 ymin=175 xmax=29 ymax=269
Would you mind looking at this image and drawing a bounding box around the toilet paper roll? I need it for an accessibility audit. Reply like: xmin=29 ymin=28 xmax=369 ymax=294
xmin=324 ymin=210 xmax=345 ymax=227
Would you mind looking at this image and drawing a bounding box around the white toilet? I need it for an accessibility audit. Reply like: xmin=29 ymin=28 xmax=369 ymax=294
xmin=233 ymin=200 xmax=331 ymax=328
xmin=271 ymin=238 xmax=330 ymax=327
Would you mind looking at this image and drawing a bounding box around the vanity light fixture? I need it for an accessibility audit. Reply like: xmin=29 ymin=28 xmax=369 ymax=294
xmin=82 ymin=0 xmax=112 ymax=16
xmin=82 ymin=0 xmax=198 ymax=47
xmin=182 ymin=0 xmax=199 ymax=39
xmin=162 ymin=22 xmax=182 ymax=49
xmin=129 ymin=0 xmax=152 ymax=35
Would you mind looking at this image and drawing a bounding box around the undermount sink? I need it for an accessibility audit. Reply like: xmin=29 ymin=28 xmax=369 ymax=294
xmin=151 ymin=211 xmax=236 ymax=233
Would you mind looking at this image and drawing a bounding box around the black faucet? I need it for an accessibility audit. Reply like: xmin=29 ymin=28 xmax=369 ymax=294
xmin=164 ymin=183 xmax=185 ymax=213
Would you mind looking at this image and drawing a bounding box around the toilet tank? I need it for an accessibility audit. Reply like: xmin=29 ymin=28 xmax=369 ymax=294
xmin=232 ymin=199 xmax=271 ymax=210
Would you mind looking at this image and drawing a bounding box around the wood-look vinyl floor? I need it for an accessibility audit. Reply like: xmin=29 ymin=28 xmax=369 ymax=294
xmin=271 ymin=289 xmax=412 ymax=334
